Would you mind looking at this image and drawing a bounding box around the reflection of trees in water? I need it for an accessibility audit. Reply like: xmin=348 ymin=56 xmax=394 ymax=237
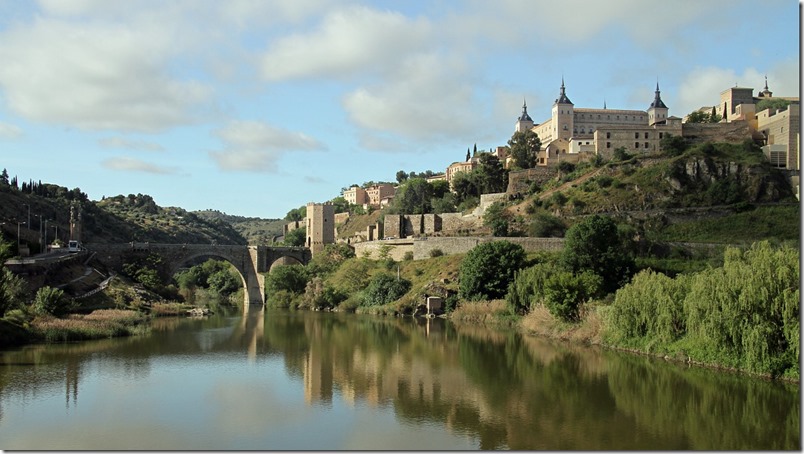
xmin=607 ymin=354 xmax=800 ymax=450
xmin=258 ymin=312 xmax=799 ymax=450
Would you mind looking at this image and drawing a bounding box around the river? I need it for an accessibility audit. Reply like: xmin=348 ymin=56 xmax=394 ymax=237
xmin=0 ymin=306 xmax=799 ymax=450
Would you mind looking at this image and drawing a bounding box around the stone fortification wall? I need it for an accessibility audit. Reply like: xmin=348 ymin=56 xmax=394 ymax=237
xmin=334 ymin=212 xmax=350 ymax=224
xmin=403 ymin=214 xmax=424 ymax=236
xmin=475 ymin=193 xmax=507 ymax=216
xmin=412 ymin=236 xmax=564 ymax=260
xmin=507 ymin=168 xmax=559 ymax=195
xmin=682 ymin=121 xmax=752 ymax=145
xmin=439 ymin=213 xmax=480 ymax=232
xmin=353 ymin=239 xmax=413 ymax=261
xmin=423 ymin=214 xmax=441 ymax=233
xmin=384 ymin=214 xmax=401 ymax=238
xmin=354 ymin=236 xmax=563 ymax=261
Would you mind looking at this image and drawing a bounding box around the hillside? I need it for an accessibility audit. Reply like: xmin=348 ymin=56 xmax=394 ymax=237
xmin=194 ymin=210 xmax=286 ymax=245
xmin=338 ymin=141 xmax=799 ymax=246
xmin=0 ymin=184 xmax=247 ymax=249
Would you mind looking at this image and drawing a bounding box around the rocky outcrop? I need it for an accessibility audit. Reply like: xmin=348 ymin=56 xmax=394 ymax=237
xmin=666 ymin=156 xmax=792 ymax=203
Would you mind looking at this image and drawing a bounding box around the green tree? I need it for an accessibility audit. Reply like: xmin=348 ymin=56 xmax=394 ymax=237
xmin=561 ymin=214 xmax=635 ymax=294
xmin=528 ymin=212 xmax=566 ymax=237
xmin=329 ymin=196 xmax=350 ymax=214
xmin=459 ymin=240 xmax=526 ymax=301
xmin=283 ymin=227 xmax=306 ymax=247
xmin=393 ymin=178 xmax=433 ymax=214
xmin=265 ymin=265 xmax=309 ymax=295
xmin=755 ymin=98 xmax=790 ymax=112
xmin=207 ymin=268 xmax=241 ymax=295
xmin=451 ymin=171 xmax=480 ymax=204
xmin=507 ymin=130 xmax=541 ymax=169
xmin=395 ymin=170 xmax=408 ymax=184
xmin=686 ymin=109 xmax=722 ymax=123
xmin=660 ymin=133 xmax=688 ymax=156
xmin=285 ymin=206 xmax=306 ymax=222
xmin=362 ymin=274 xmax=411 ymax=306
xmin=31 ymin=286 xmax=73 ymax=317
xmin=430 ymin=179 xmax=450 ymax=199
xmin=0 ymin=267 xmax=26 ymax=317
xmin=483 ymin=202 xmax=510 ymax=236
xmin=477 ymin=153 xmax=507 ymax=194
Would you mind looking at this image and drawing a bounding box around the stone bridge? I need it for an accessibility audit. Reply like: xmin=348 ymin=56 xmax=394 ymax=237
xmin=85 ymin=243 xmax=312 ymax=304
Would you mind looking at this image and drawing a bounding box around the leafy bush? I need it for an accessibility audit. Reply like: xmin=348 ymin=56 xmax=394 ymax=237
xmin=607 ymin=242 xmax=799 ymax=378
xmin=265 ymin=265 xmax=309 ymax=295
xmin=561 ymin=214 xmax=635 ymax=293
xmin=362 ymin=274 xmax=411 ymax=306
xmin=608 ymin=269 xmax=690 ymax=346
xmin=459 ymin=241 xmax=526 ymax=301
xmin=403 ymin=251 xmax=414 ymax=261
xmin=483 ymin=202 xmax=509 ymax=236
xmin=31 ymin=286 xmax=74 ymax=317
xmin=0 ymin=267 xmax=26 ymax=317
xmin=528 ymin=212 xmax=566 ymax=237
xmin=507 ymin=262 xmax=602 ymax=320
xmin=429 ymin=248 xmax=444 ymax=258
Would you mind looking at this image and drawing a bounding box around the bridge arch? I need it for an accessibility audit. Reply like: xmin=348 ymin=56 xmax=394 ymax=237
xmin=85 ymin=243 xmax=312 ymax=305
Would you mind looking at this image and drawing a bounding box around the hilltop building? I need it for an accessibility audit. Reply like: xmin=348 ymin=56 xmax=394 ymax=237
xmin=523 ymin=79 xmax=682 ymax=165
xmin=343 ymin=184 xmax=396 ymax=208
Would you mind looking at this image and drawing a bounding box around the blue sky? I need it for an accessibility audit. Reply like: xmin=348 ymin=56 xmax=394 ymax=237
xmin=0 ymin=0 xmax=799 ymax=219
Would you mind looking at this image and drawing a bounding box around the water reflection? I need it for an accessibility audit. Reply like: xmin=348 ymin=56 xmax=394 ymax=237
xmin=0 ymin=309 xmax=799 ymax=450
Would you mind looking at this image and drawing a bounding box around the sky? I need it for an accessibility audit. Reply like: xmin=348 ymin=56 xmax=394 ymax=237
xmin=0 ymin=0 xmax=799 ymax=219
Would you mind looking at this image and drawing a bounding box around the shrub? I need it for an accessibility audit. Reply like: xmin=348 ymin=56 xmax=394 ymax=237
xmin=506 ymin=262 xmax=602 ymax=320
xmin=31 ymin=286 xmax=74 ymax=317
xmin=459 ymin=241 xmax=526 ymax=301
xmin=608 ymin=269 xmax=690 ymax=346
xmin=429 ymin=248 xmax=444 ymax=258
xmin=528 ymin=212 xmax=566 ymax=238
xmin=362 ymin=274 xmax=411 ymax=306
xmin=561 ymin=214 xmax=635 ymax=293
xmin=265 ymin=265 xmax=308 ymax=295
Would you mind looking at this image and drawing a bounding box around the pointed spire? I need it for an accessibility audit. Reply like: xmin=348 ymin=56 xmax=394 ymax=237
xmin=555 ymin=77 xmax=572 ymax=105
xmin=518 ymin=97 xmax=532 ymax=121
xmin=760 ymin=75 xmax=773 ymax=97
xmin=650 ymin=81 xmax=667 ymax=109
xmin=603 ymin=98 xmax=607 ymax=110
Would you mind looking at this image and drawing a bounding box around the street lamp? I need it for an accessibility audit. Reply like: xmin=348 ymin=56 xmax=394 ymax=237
xmin=44 ymin=219 xmax=49 ymax=252
xmin=23 ymin=203 xmax=30 ymax=231
xmin=17 ymin=221 xmax=26 ymax=246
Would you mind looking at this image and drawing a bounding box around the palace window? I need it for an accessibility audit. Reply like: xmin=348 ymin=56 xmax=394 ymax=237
xmin=659 ymin=132 xmax=664 ymax=139
xmin=644 ymin=142 xmax=649 ymax=148
xmin=644 ymin=132 xmax=649 ymax=139
xmin=634 ymin=132 xmax=639 ymax=139
xmin=606 ymin=142 xmax=611 ymax=148
xmin=634 ymin=142 xmax=639 ymax=148
xmin=606 ymin=132 xmax=611 ymax=139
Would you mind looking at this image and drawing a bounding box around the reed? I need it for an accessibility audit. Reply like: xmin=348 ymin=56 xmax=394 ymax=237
xmin=32 ymin=309 xmax=148 ymax=342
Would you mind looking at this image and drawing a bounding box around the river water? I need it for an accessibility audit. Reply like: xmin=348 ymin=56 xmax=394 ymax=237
xmin=0 ymin=306 xmax=799 ymax=450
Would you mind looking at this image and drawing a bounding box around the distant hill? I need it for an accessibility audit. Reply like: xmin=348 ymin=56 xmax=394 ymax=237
xmin=0 ymin=182 xmax=249 ymax=248
xmin=193 ymin=210 xmax=287 ymax=245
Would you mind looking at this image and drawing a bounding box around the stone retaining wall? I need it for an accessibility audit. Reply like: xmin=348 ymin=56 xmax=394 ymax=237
xmin=353 ymin=236 xmax=564 ymax=261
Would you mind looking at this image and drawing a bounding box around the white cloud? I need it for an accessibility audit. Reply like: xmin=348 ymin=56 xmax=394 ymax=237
xmin=260 ymin=5 xmax=433 ymax=81
xmin=343 ymin=54 xmax=481 ymax=144
xmin=0 ymin=121 xmax=22 ymax=139
xmin=98 ymin=137 xmax=164 ymax=152
xmin=0 ymin=14 xmax=213 ymax=132
xmin=676 ymin=60 xmax=799 ymax=117
xmin=210 ymin=120 xmax=325 ymax=172
xmin=101 ymin=156 xmax=178 ymax=174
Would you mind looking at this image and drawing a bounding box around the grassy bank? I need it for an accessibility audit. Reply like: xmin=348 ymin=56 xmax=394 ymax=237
xmin=30 ymin=309 xmax=149 ymax=343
